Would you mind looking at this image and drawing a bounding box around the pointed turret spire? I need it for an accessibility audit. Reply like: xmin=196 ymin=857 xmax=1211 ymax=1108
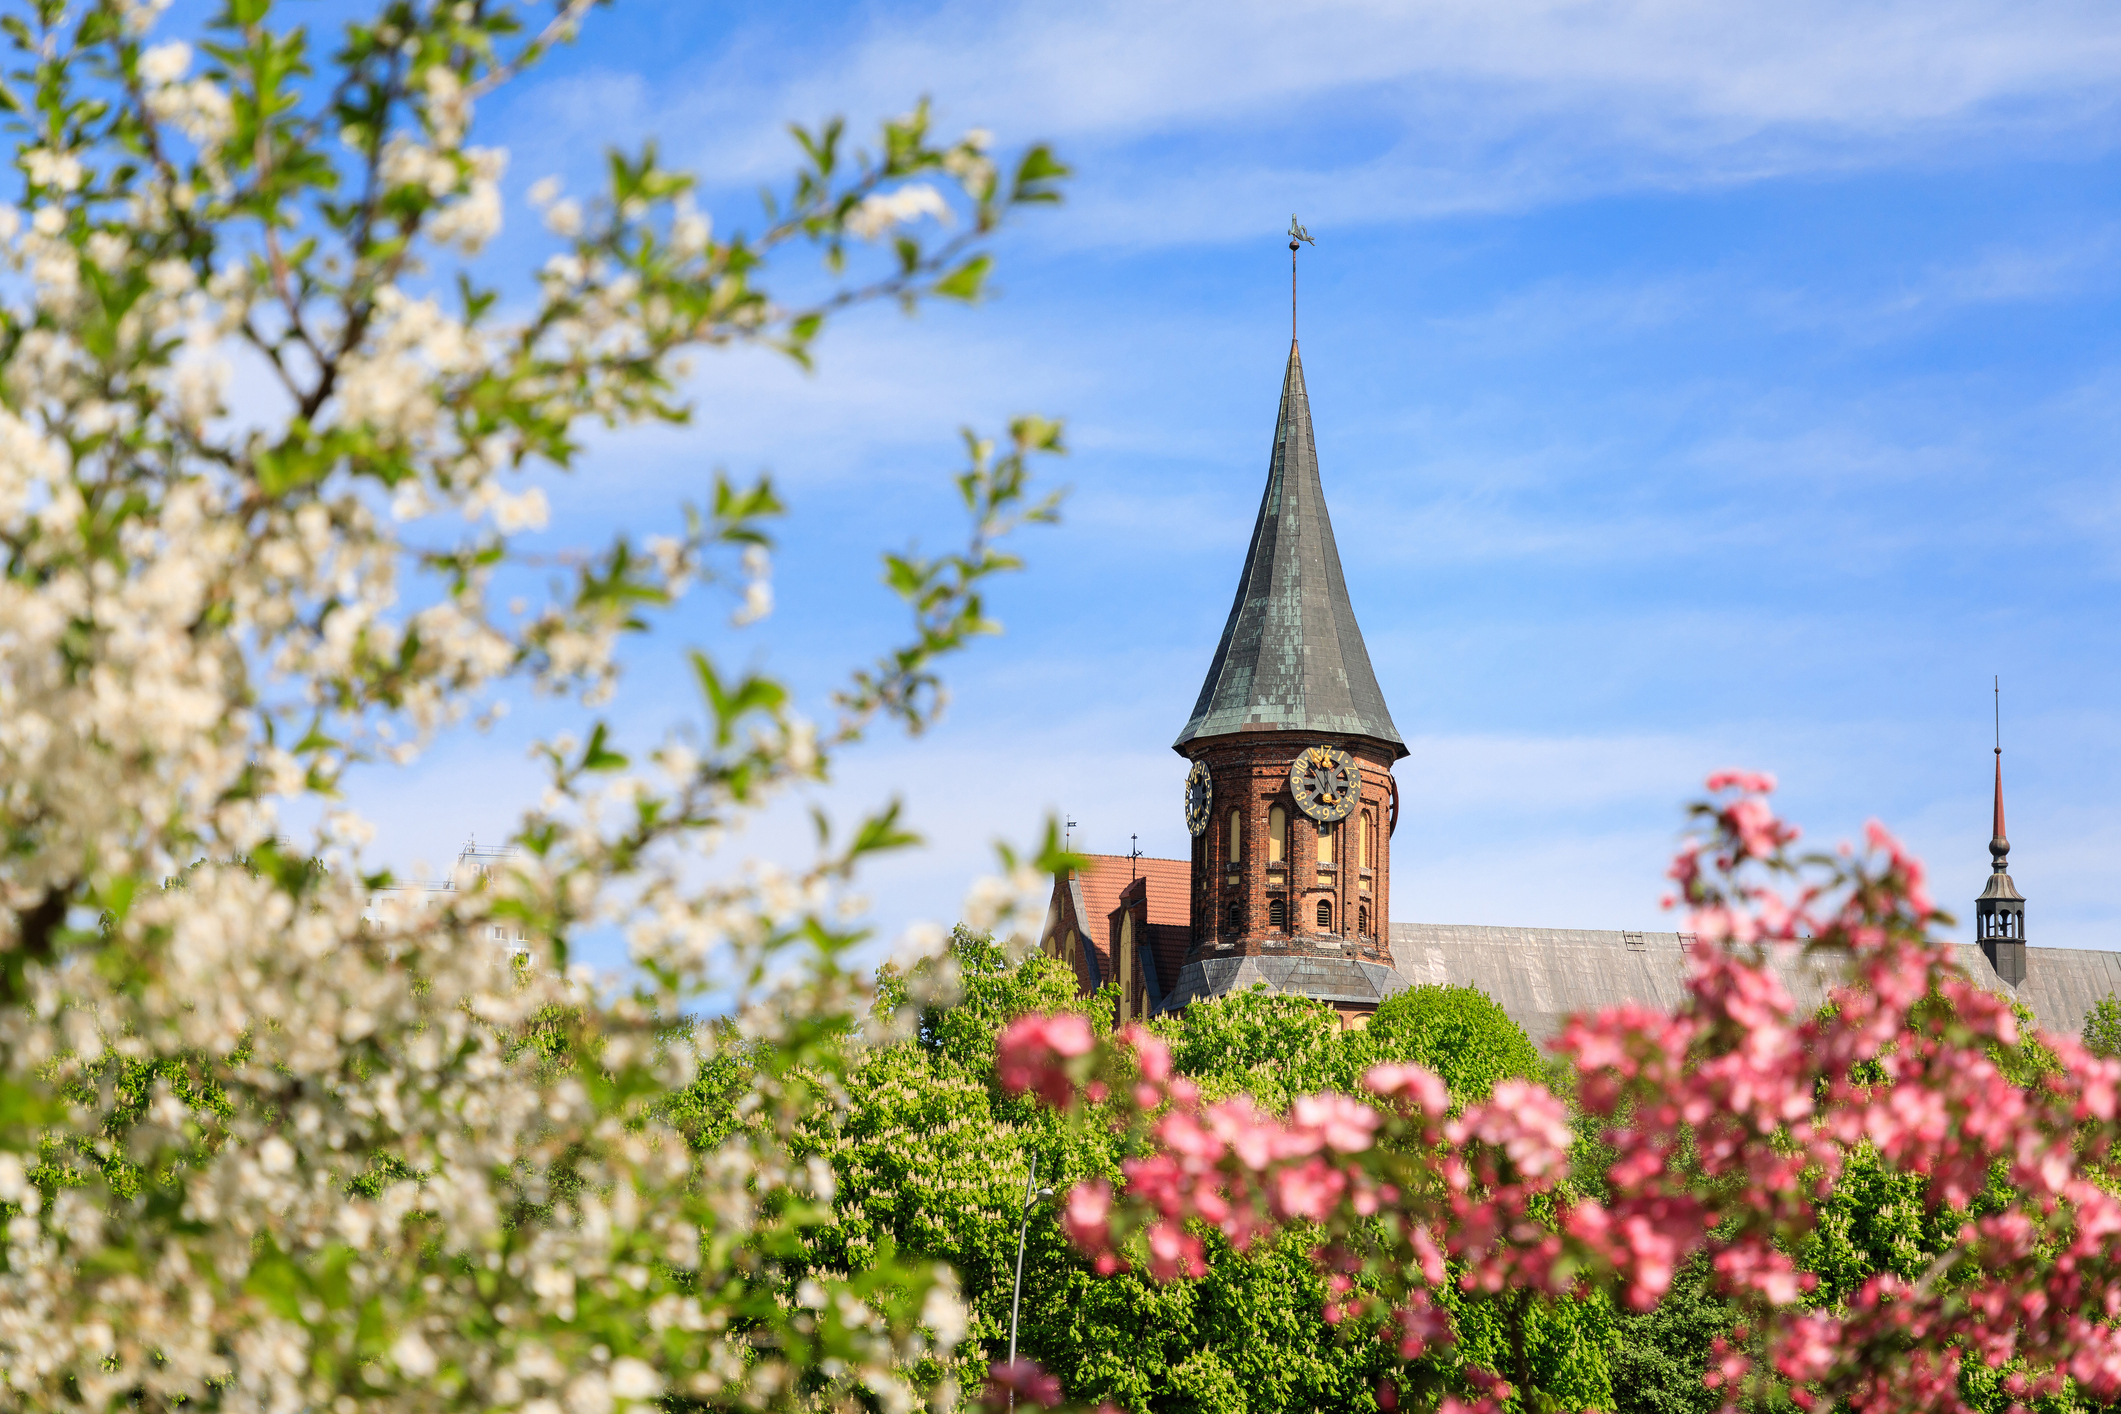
xmin=1173 ymin=341 xmax=1404 ymax=756
xmin=1977 ymin=678 xmax=2026 ymax=985
xmin=1990 ymin=746 xmax=2009 ymax=867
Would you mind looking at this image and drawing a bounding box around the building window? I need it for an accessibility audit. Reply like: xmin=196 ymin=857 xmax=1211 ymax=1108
xmin=1359 ymin=904 xmax=1370 ymax=935
xmin=1067 ymin=929 xmax=1078 ymax=965
xmin=1317 ymin=821 xmax=1334 ymax=865
xmin=1225 ymin=900 xmax=1241 ymax=930
xmin=1359 ymin=811 xmax=1373 ymax=868
xmin=1118 ymin=912 xmax=1134 ymax=1022
xmin=1269 ymin=805 xmax=1286 ymax=863
xmin=1317 ymin=898 xmax=1333 ymax=930
xmin=1228 ymin=808 xmax=1242 ymax=864
xmin=1268 ymin=897 xmax=1286 ymax=929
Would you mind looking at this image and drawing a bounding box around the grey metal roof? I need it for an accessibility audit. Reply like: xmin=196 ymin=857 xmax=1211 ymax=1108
xmin=1387 ymin=921 xmax=2121 ymax=1044
xmin=1978 ymin=869 xmax=2025 ymax=903
xmin=1162 ymin=953 xmax=1410 ymax=1011
xmin=1173 ymin=342 xmax=1405 ymax=758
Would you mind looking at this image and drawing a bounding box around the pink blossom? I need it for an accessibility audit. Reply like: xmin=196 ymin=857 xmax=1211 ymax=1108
xmin=1450 ymin=1081 xmax=1573 ymax=1179
xmin=1291 ymin=1092 xmax=1380 ymax=1153
xmin=1364 ymin=1061 xmax=1449 ymax=1116
xmin=1270 ymin=1157 xmax=1347 ymax=1222
xmin=994 ymin=1013 xmax=1094 ymax=1109
xmin=1728 ymin=796 xmax=1789 ymax=858
xmin=1717 ymin=1241 xmax=1805 ymax=1306
xmin=1144 ymin=1219 xmax=1206 ymax=1281
xmin=1205 ymin=1096 xmax=1289 ymax=1169
xmin=1396 ymin=1293 xmax=1453 ymax=1357
xmin=983 ymin=1360 xmax=1062 ymax=1409
xmin=1119 ymin=1023 xmax=1171 ymax=1081
xmin=1062 ymin=1178 xmax=1114 ymax=1256
xmin=1005 ymin=777 xmax=2121 ymax=1414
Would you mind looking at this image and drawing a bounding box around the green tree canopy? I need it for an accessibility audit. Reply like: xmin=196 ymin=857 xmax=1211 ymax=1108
xmin=809 ymin=938 xmax=1593 ymax=1411
xmin=1347 ymin=982 xmax=1546 ymax=1103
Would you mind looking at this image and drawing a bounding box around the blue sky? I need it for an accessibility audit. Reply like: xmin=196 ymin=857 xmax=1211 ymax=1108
xmin=343 ymin=0 xmax=2121 ymax=965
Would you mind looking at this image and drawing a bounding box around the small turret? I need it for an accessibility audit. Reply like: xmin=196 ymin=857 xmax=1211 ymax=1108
xmin=1976 ymin=685 xmax=2026 ymax=985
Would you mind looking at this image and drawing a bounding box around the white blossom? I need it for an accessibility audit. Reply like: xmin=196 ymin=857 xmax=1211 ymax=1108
xmin=0 ymin=10 xmax=1041 ymax=1412
xmin=846 ymin=182 xmax=950 ymax=240
xmin=545 ymin=197 xmax=584 ymax=238
xmin=139 ymin=41 xmax=191 ymax=86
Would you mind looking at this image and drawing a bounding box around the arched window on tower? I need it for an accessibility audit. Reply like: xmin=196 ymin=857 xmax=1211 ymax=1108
xmin=1360 ymin=811 xmax=1374 ymax=868
xmin=1316 ymin=898 xmax=1333 ymax=931
xmin=1225 ymin=900 xmax=1241 ymax=931
xmin=1317 ymin=821 xmax=1334 ymax=865
xmin=1268 ymin=897 xmax=1286 ymax=929
xmin=1227 ymin=808 xmax=1242 ymax=864
xmin=1269 ymin=806 xmax=1286 ymax=863
xmin=1359 ymin=904 xmax=1371 ymax=936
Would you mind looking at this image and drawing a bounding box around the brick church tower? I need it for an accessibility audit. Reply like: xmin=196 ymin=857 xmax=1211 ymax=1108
xmin=1162 ymin=338 xmax=1409 ymax=1021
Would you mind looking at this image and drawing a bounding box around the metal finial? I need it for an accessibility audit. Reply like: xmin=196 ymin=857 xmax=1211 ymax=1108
xmin=1288 ymin=215 xmax=1314 ymax=341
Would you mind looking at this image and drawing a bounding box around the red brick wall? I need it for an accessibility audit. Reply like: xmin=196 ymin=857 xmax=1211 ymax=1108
xmin=1180 ymin=731 xmax=1397 ymax=976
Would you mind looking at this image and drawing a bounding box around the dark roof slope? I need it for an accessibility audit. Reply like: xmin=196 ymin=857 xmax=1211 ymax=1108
xmin=1174 ymin=341 xmax=1404 ymax=757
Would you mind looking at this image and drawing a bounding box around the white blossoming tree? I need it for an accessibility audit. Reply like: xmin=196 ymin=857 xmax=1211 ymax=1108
xmin=0 ymin=1 xmax=1069 ymax=1410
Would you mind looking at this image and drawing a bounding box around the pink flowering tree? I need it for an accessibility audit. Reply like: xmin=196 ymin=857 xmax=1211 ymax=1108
xmin=993 ymin=774 xmax=2121 ymax=1413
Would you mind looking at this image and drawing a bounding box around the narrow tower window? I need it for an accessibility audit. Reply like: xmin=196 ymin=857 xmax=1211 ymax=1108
xmin=1269 ymin=806 xmax=1286 ymax=862
xmin=1225 ymin=900 xmax=1242 ymax=931
xmin=1316 ymin=898 xmax=1333 ymax=930
xmin=1359 ymin=904 xmax=1371 ymax=935
xmin=1360 ymin=811 xmax=1373 ymax=868
xmin=1118 ymin=912 xmax=1134 ymax=1022
xmin=1268 ymin=897 xmax=1286 ymax=929
xmin=1228 ymin=808 xmax=1242 ymax=864
xmin=1317 ymin=822 xmax=1334 ymax=865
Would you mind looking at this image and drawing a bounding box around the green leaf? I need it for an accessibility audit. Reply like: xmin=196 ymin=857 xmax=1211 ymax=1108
xmin=933 ymin=254 xmax=991 ymax=302
xmin=579 ymin=722 xmax=628 ymax=773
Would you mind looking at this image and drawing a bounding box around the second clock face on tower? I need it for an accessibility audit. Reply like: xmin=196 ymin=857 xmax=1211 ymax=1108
xmin=1289 ymin=745 xmax=1361 ymax=823
xmin=1184 ymin=759 xmax=1213 ymax=835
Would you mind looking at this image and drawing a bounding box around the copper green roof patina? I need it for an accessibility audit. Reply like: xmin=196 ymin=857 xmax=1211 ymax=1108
xmin=1174 ymin=341 xmax=1405 ymax=758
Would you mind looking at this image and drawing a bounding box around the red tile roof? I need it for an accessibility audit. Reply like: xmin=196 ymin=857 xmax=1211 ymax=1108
xmin=1070 ymin=855 xmax=1191 ymax=1002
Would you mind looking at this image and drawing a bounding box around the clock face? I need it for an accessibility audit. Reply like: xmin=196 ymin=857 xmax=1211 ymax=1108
xmin=1184 ymin=760 xmax=1213 ymax=836
xmin=1289 ymin=745 xmax=1361 ymax=823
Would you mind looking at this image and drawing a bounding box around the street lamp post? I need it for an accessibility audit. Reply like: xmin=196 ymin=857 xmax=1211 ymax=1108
xmin=1007 ymin=1152 xmax=1053 ymax=1411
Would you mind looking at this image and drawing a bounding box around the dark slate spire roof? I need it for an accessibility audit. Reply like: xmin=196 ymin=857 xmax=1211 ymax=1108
xmin=1174 ymin=341 xmax=1405 ymax=758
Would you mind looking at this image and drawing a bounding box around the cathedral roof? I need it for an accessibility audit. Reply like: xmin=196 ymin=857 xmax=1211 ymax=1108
xmin=1067 ymin=854 xmax=1191 ymax=993
xmin=1174 ymin=341 xmax=1405 ymax=758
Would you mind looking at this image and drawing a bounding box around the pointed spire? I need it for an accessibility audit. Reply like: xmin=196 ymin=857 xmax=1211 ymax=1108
xmin=1174 ymin=341 xmax=1405 ymax=757
xmin=1990 ymin=747 xmax=2009 ymax=867
xmin=1989 ymin=676 xmax=2011 ymax=871
xmin=1977 ymin=679 xmax=2025 ymax=986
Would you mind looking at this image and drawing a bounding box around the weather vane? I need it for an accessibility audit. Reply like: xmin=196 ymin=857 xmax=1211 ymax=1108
xmin=1288 ymin=214 xmax=1314 ymax=341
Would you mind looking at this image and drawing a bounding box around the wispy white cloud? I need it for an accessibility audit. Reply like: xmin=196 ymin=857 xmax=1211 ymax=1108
xmin=504 ymin=0 xmax=2121 ymax=246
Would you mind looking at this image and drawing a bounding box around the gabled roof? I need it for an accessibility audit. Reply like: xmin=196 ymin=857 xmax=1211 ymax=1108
xmin=1062 ymin=855 xmax=1190 ymax=998
xmin=1174 ymin=341 xmax=1404 ymax=757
